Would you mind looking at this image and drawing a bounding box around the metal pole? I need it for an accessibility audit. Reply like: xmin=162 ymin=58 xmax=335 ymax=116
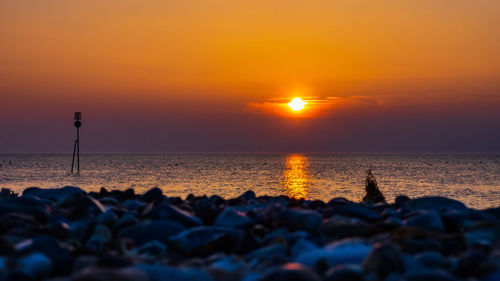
xmin=71 ymin=139 xmax=77 ymax=173
xmin=77 ymin=127 xmax=80 ymax=173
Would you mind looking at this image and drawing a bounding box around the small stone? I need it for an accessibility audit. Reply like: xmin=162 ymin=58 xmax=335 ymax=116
xmin=215 ymin=208 xmax=253 ymax=229
xmin=140 ymin=187 xmax=163 ymax=203
xmin=323 ymin=265 xmax=365 ymax=281
xmin=259 ymin=263 xmax=321 ymax=281
xmin=151 ymin=203 xmax=202 ymax=227
xmin=18 ymin=252 xmax=52 ymax=279
xmin=362 ymin=243 xmax=403 ymax=278
xmin=404 ymin=211 xmax=445 ymax=232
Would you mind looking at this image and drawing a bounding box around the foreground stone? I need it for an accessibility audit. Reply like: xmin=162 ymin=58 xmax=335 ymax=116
xmin=0 ymin=187 xmax=497 ymax=281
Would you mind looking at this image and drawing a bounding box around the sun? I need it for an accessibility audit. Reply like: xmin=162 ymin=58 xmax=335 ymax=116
xmin=288 ymin=97 xmax=307 ymax=111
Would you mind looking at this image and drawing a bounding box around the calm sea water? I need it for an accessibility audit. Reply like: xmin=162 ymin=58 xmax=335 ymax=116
xmin=0 ymin=154 xmax=498 ymax=209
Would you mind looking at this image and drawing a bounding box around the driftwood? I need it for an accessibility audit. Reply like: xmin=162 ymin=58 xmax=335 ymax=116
xmin=363 ymin=168 xmax=386 ymax=203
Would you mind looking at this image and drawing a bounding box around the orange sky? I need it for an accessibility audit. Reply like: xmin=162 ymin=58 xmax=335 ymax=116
xmin=0 ymin=0 xmax=499 ymax=152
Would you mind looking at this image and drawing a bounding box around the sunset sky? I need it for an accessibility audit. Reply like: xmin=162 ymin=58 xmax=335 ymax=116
xmin=1 ymin=0 xmax=499 ymax=153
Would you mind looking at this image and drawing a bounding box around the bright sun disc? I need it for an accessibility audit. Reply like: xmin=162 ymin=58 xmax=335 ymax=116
xmin=288 ymin=97 xmax=307 ymax=111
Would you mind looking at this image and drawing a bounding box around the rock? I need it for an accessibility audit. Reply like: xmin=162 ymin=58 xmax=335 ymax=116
xmin=113 ymin=213 xmax=139 ymax=232
xmin=290 ymin=239 xmax=318 ymax=259
xmin=362 ymin=169 xmax=386 ymax=204
xmin=0 ymin=198 xmax=50 ymax=222
xmin=208 ymin=256 xmax=248 ymax=281
xmin=118 ymin=220 xmax=185 ymax=246
xmin=18 ymin=252 xmax=52 ymax=279
xmin=151 ymin=203 xmax=202 ymax=227
xmin=72 ymin=267 xmax=149 ymax=281
xmin=97 ymin=254 xmax=133 ymax=268
xmin=279 ymin=209 xmax=322 ymax=232
xmin=404 ymin=269 xmax=458 ymax=281
xmin=465 ymin=230 xmax=496 ymax=247
xmin=214 ymin=208 xmax=253 ymax=229
xmin=295 ymin=238 xmax=372 ymax=267
xmin=322 ymin=216 xmax=366 ymax=239
xmin=484 ymin=207 xmax=500 ymax=220
xmin=259 ymin=263 xmax=321 ymax=281
xmin=140 ymin=187 xmax=163 ymax=203
xmin=394 ymin=195 xmax=410 ymax=207
xmin=96 ymin=209 xmax=118 ymax=227
xmin=169 ymin=226 xmax=244 ymax=256
xmin=362 ymin=243 xmax=403 ymax=278
xmin=404 ymin=211 xmax=445 ymax=232
xmin=16 ymin=235 xmax=72 ymax=275
xmin=323 ymin=265 xmax=365 ymax=281
xmin=134 ymin=264 xmax=214 ymax=281
xmin=122 ymin=199 xmax=146 ymax=211
xmin=414 ymin=251 xmax=449 ymax=269
xmin=99 ymin=197 xmax=119 ymax=205
xmin=193 ymin=197 xmax=220 ymax=225
xmin=239 ymin=190 xmax=256 ymax=202
xmin=404 ymin=197 xmax=468 ymax=212
xmin=456 ymin=249 xmax=490 ymax=277
xmin=70 ymin=196 xmax=107 ymax=219
xmin=23 ymin=186 xmax=85 ymax=206
xmin=325 ymin=205 xmax=380 ymax=222
xmin=85 ymin=224 xmax=112 ymax=251
xmin=246 ymin=243 xmax=287 ymax=264
xmin=131 ymin=240 xmax=167 ymax=260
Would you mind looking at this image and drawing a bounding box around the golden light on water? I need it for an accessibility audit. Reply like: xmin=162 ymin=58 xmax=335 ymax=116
xmin=288 ymin=97 xmax=307 ymax=111
xmin=283 ymin=154 xmax=310 ymax=199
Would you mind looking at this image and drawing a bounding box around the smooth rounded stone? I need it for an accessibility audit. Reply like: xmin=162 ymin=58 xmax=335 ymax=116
xmin=404 ymin=211 xmax=445 ymax=232
xmin=140 ymin=187 xmax=163 ymax=203
xmin=404 ymin=196 xmax=468 ymax=212
xmin=258 ymin=263 xmax=321 ymax=281
xmin=193 ymin=197 xmax=220 ymax=225
xmin=380 ymin=208 xmax=398 ymax=218
xmin=0 ymin=236 xmax=15 ymax=255
xmin=295 ymin=238 xmax=372 ymax=267
xmin=239 ymin=190 xmax=257 ymax=202
xmin=85 ymin=224 xmax=112 ymax=251
xmin=321 ymin=216 xmax=367 ymax=239
xmin=485 ymin=207 xmax=500 ymax=220
xmin=134 ymin=264 xmax=214 ymax=281
xmin=362 ymin=243 xmax=403 ymax=278
xmin=112 ymin=213 xmax=139 ymax=232
xmin=98 ymin=197 xmax=119 ymax=205
xmin=279 ymin=209 xmax=322 ymax=232
xmin=208 ymin=256 xmax=248 ymax=281
xmin=328 ymin=197 xmax=353 ymax=206
xmin=214 ymin=208 xmax=253 ymax=229
xmin=0 ymin=198 xmax=50 ymax=222
xmin=394 ymin=195 xmax=411 ymax=207
xmin=246 ymin=243 xmax=287 ymax=265
xmin=122 ymin=199 xmax=146 ymax=211
xmin=18 ymin=252 xmax=52 ymax=279
xmin=97 ymin=255 xmax=133 ymax=268
xmin=0 ymin=212 xmax=40 ymax=232
xmin=323 ymin=265 xmax=365 ymax=281
xmin=466 ymin=230 xmax=496 ymax=247
xmin=16 ymin=234 xmax=72 ymax=275
xmin=23 ymin=186 xmax=85 ymax=206
xmin=290 ymin=239 xmax=318 ymax=259
xmin=71 ymin=267 xmax=149 ymax=281
xmin=404 ymin=269 xmax=458 ymax=281
xmin=325 ymin=205 xmax=380 ymax=222
xmin=131 ymin=240 xmax=167 ymax=259
xmin=414 ymin=251 xmax=449 ymax=270
xmin=168 ymin=226 xmax=244 ymax=256
xmin=151 ymin=203 xmax=202 ymax=228
xmin=96 ymin=210 xmax=118 ymax=227
xmin=70 ymin=196 xmax=107 ymax=219
xmin=118 ymin=220 xmax=185 ymax=246
xmin=456 ymin=249 xmax=489 ymax=277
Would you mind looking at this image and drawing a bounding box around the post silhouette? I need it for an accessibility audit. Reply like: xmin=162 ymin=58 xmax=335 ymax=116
xmin=71 ymin=112 xmax=81 ymax=174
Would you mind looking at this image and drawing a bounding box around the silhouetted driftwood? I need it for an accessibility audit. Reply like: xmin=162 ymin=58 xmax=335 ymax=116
xmin=363 ymin=168 xmax=386 ymax=203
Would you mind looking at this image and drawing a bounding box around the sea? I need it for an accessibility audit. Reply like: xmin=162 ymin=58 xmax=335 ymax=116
xmin=0 ymin=154 xmax=498 ymax=209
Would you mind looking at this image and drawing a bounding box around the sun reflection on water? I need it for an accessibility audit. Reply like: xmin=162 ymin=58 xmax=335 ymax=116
xmin=283 ymin=154 xmax=310 ymax=199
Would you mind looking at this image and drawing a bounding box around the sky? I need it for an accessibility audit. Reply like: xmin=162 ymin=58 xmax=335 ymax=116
xmin=0 ymin=0 xmax=499 ymax=153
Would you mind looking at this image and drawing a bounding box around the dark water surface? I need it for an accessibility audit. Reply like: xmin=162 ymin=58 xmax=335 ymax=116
xmin=0 ymin=154 xmax=498 ymax=209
